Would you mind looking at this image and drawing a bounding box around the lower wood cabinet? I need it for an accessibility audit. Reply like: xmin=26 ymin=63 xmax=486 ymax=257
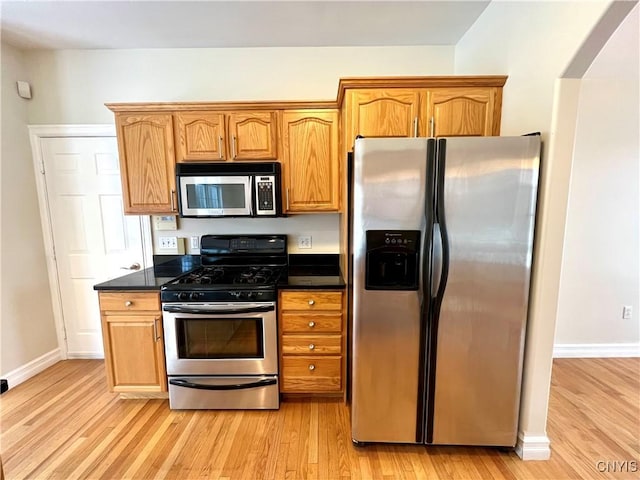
xmin=278 ymin=290 xmax=344 ymax=394
xmin=98 ymin=291 xmax=167 ymax=393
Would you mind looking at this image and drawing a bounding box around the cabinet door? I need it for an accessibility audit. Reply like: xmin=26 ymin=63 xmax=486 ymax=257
xmin=227 ymin=111 xmax=278 ymax=160
xmin=174 ymin=112 xmax=226 ymax=162
xmin=427 ymin=88 xmax=499 ymax=137
xmin=115 ymin=113 xmax=177 ymax=214
xmin=102 ymin=314 xmax=167 ymax=392
xmin=345 ymin=89 xmax=425 ymax=148
xmin=281 ymin=110 xmax=340 ymax=212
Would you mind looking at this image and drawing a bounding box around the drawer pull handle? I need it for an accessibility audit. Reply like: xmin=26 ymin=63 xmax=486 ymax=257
xmin=308 ymin=321 xmax=315 ymax=328
xmin=308 ymin=299 xmax=315 ymax=306
xmin=308 ymin=364 xmax=315 ymax=371
xmin=309 ymin=344 xmax=315 ymax=350
xmin=125 ymin=301 xmax=133 ymax=307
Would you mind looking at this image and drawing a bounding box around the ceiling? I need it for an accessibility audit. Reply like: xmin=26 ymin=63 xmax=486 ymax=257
xmin=0 ymin=1 xmax=490 ymax=50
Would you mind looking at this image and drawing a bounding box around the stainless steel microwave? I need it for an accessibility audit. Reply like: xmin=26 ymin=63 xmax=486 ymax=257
xmin=176 ymin=162 xmax=282 ymax=218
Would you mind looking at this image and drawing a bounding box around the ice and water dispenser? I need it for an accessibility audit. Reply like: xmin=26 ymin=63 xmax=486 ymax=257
xmin=365 ymin=230 xmax=420 ymax=290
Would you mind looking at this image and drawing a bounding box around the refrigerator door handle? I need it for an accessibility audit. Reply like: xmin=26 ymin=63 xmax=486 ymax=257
xmin=434 ymin=139 xmax=450 ymax=307
xmin=431 ymin=223 xmax=443 ymax=298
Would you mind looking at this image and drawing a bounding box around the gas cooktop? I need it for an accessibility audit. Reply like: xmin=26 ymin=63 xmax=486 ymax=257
xmin=160 ymin=234 xmax=287 ymax=303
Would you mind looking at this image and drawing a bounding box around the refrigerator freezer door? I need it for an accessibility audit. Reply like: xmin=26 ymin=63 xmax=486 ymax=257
xmin=430 ymin=136 xmax=540 ymax=446
xmin=351 ymin=138 xmax=430 ymax=443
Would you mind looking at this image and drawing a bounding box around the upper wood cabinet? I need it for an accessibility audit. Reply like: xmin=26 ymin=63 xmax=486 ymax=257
xmin=115 ymin=113 xmax=177 ymax=214
xmin=174 ymin=111 xmax=278 ymax=162
xmin=426 ymin=87 xmax=499 ymax=137
xmin=281 ymin=110 xmax=340 ymax=212
xmin=344 ymin=89 xmax=425 ymax=148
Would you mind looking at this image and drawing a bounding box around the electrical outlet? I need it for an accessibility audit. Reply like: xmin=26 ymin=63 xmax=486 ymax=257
xmin=298 ymin=235 xmax=312 ymax=249
xmin=190 ymin=236 xmax=200 ymax=250
xmin=622 ymin=305 xmax=633 ymax=320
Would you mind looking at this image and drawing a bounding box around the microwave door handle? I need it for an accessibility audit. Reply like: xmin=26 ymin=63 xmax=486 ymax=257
xmin=162 ymin=305 xmax=275 ymax=315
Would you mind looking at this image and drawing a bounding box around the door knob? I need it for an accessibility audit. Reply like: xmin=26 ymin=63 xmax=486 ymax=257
xmin=121 ymin=263 xmax=141 ymax=271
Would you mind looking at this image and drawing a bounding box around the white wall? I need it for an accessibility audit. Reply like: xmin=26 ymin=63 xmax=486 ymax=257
xmin=24 ymin=46 xmax=454 ymax=123
xmin=555 ymin=6 xmax=640 ymax=351
xmin=454 ymin=0 xmax=613 ymax=459
xmin=0 ymin=42 xmax=58 ymax=378
xmin=23 ymin=45 xmax=454 ymax=253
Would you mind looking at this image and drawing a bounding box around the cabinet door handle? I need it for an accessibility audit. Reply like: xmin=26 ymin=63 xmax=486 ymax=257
xmin=308 ymin=321 xmax=315 ymax=328
xmin=413 ymin=117 xmax=418 ymax=137
xmin=308 ymin=299 xmax=315 ymax=306
xmin=153 ymin=317 xmax=160 ymax=342
xmin=170 ymin=189 xmax=176 ymax=212
xmin=430 ymin=116 xmax=435 ymax=137
xmin=218 ymin=136 xmax=223 ymax=159
xmin=286 ymin=188 xmax=290 ymax=211
xmin=308 ymin=364 xmax=316 ymax=371
xmin=308 ymin=344 xmax=315 ymax=350
xmin=232 ymin=135 xmax=237 ymax=159
xmin=125 ymin=301 xmax=133 ymax=307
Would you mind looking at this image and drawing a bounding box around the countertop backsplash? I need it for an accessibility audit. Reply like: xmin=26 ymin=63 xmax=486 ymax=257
xmin=151 ymin=213 xmax=341 ymax=255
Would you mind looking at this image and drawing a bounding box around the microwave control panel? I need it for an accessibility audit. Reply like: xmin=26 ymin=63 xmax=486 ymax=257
xmin=255 ymin=175 xmax=276 ymax=215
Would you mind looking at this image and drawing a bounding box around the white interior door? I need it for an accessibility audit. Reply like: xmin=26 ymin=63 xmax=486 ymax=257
xmin=40 ymin=136 xmax=149 ymax=357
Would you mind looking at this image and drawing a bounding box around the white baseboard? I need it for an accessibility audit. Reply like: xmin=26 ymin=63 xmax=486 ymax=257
xmin=66 ymin=352 xmax=104 ymax=360
xmin=553 ymin=343 xmax=640 ymax=358
xmin=515 ymin=432 xmax=551 ymax=460
xmin=1 ymin=349 xmax=62 ymax=390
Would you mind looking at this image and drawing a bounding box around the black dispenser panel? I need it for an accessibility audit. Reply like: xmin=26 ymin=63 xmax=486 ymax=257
xmin=365 ymin=230 xmax=421 ymax=290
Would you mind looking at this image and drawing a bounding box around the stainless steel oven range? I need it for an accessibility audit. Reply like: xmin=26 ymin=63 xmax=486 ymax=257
xmin=161 ymin=234 xmax=287 ymax=410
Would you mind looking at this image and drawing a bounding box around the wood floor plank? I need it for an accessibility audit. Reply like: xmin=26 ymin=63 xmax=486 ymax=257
xmin=0 ymin=358 xmax=638 ymax=480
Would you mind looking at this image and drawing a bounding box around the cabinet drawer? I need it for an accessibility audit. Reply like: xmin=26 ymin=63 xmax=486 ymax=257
xmin=99 ymin=292 xmax=160 ymax=312
xmin=282 ymin=334 xmax=341 ymax=355
xmin=281 ymin=312 xmax=342 ymax=333
xmin=281 ymin=356 xmax=342 ymax=392
xmin=280 ymin=291 xmax=342 ymax=311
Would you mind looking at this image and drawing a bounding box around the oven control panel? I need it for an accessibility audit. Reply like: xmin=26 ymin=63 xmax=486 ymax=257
xmin=161 ymin=289 xmax=276 ymax=303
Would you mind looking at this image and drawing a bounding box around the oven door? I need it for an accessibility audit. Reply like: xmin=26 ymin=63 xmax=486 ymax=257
xmin=162 ymin=302 xmax=277 ymax=376
xmin=178 ymin=175 xmax=252 ymax=217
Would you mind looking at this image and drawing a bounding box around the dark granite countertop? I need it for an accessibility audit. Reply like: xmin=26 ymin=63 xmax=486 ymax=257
xmin=93 ymin=254 xmax=345 ymax=291
xmin=281 ymin=254 xmax=345 ymax=290
xmin=93 ymin=255 xmax=201 ymax=291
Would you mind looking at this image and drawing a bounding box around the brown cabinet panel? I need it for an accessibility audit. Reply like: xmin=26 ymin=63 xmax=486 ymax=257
xmin=174 ymin=112 xmax=226 ymax=161
xmin=278 ymin=289 xmax=345 ymax=395
xmin=227 ymin=111 xmax=278 ymax=160
xmin=280 ymin=291 xmax=342 ymax=311
xmin=281 ymin=356 xmax=342 ymax=393
xmin=116 ymin=114 xmax=176 ymax=214
xmin=99 ymin=291 xmax=161 ymax=312
xmin=345 ymin=89 xmax=425 ymax=147
xmin=98 ymin=291 xmax=166 ymax=393
xmin=427 ymin=88 xmax=498 ymax=137
xmin=281 ymin=110 xmax=340 ymax=212
xmin=281 ymin=334 xmax=342 ymax=355
xmin=281 ymin=312 xmax=343 ymax=333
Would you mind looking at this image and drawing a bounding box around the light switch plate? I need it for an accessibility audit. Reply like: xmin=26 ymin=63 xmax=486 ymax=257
xmin=158 ymin=236 xmax=185 ymax=254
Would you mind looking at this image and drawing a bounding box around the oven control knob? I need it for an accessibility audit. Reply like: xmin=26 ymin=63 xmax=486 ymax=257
xmin=177 ymin=292 xmax=189 ymax=301
xmin=190 ymin=292 xmax=200 ymax=301
xmin=247 ymin=292 xmax=257 ymax=300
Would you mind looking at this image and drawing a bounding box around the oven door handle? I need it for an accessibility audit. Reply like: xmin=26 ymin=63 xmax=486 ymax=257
xmin=162 ymin=305 xmax=275 ymax=315
xmin=169 ymin=378 xmax=277 ymax=391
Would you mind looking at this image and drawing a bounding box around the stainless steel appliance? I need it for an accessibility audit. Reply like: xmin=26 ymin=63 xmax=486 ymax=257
xmin=349 ymin=136 xmax=541 ymax=446
xmin=161 ymin=234 xmax=287 ymax=409
xmin=176 ymin=162 xmax=281 ymax=217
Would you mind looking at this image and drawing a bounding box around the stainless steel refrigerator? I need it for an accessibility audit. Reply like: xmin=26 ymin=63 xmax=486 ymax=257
xmin=349 ymin=135 xmax=541 ymax=446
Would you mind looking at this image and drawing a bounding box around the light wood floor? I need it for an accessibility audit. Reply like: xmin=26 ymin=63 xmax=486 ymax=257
xmin=1 ymin=358 xmax=638 ymax=479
